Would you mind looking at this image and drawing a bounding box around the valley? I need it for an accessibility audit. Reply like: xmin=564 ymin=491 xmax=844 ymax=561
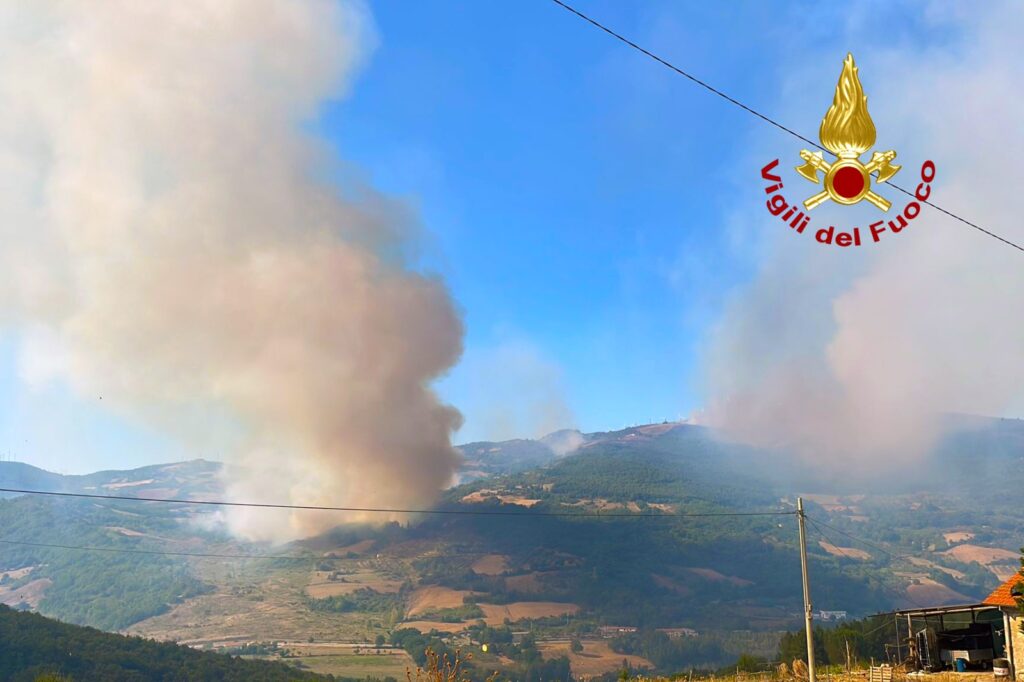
xmin=1 ymin=419 xmax=1023 ymax=679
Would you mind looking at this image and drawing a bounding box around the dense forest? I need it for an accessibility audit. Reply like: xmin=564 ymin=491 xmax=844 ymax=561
xmin=0 ymin=496 xmax=214 ymax=629
xmin=0 ymin=605 xmax=330 ymax=681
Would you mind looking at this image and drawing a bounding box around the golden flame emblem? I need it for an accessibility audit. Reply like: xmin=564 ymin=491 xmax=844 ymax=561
xmin=795 ymin=53 xmax=900 ymax=211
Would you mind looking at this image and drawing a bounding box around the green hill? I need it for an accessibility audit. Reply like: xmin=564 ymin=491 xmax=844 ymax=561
xmin=1 ymin=416 xmax=1022 ymax=675
xmin=0 ymin=604 xmax=329 ymax=681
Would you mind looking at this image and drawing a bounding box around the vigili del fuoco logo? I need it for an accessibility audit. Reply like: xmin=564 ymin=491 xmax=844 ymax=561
xmin=761 ymin=53 xmax=935 ymax=247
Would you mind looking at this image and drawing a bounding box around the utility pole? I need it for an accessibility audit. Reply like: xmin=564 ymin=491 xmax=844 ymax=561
xmin=797 ymin=497 xmax=817 ymax=682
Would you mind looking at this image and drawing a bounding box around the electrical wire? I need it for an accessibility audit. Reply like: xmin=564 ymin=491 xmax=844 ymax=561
xmin=0 ymin=486 xmax=796 ymax=519
xmin=548 ymin=0 xmax=1024 ymax=254
xmin=805 ymin=516 xmax=930 ymax=609
xmin=0 ymin=538 xmax=307 ymax=561
xmin=806 ymin=516 xmax=917 ymax=563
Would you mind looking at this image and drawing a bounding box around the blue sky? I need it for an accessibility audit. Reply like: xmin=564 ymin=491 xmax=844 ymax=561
xmin=320 ymin=1 xmax=798 ymax=441
xmin=0 ymin=1 xmax=995 ymax=471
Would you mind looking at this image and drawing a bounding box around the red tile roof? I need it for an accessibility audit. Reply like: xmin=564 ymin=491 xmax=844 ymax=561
xmin=983 ymin=572 xmax=1024 ymax=608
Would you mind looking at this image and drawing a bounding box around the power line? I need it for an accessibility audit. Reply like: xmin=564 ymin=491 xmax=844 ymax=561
xmin=0 ymin=487 xmax=796 ymax=519
xmin=807 ymin=516 xmax=916 ymax=563
xmin=548 ymin=0 xmax=1024 ymax=255
xmin=805 ymin=516 xmax=930 ymax=609
xmin=0 ymin=538 xmax=307 ymax=561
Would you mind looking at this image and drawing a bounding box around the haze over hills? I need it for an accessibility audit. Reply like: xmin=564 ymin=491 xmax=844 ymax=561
xmin=0 ymin=417 xmax=1021 ymax=676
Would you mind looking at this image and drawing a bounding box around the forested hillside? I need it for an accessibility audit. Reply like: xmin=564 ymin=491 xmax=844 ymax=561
xmin=1 ymin=418 xmax=1021 ymax=647
xmin=0 ymin=605 xmax=330 ymax=681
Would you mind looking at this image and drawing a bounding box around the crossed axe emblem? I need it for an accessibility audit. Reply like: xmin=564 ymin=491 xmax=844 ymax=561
xmin=795 ymin=149 xmax=901 ymax=211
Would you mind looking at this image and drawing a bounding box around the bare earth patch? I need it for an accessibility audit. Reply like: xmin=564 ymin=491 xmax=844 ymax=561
xmin=942 ymin=544 xmax=1018 ymax=565
xmin=688 ymin=567 xmax=753 ymax=587
xmin=479 ymin=602 xmax=578 ymax=625
xmin=0 ymin=578 xmax=52 ymax=608
xmin=0 ymin=566 xmax=35 ymax=581
xmin=406 ymin=586 xmax=474 ymax=617
xmin=460 ymin=490 xmax=541 ymax=507
xmin=305 ymin=570 xmax=403 ymax=599
xmin=472 ymin=555 xmax=509 ymax=576
xmin=102 ymin=479 xmax=156 ymax=489
xmin=943 ymin=531 xmax=974 ymax=545
xmin=907 ymin=557 xmax=966 ymax=580
xmin=398 ymin=620 xmax=468 ymax=634
xmin=538 ymin=639 xmax=653 ymax=677
xmin=329 ymin=539 xmax=376 ymax=556
xmin=819 ymin=541 xmax=871 ymax=560
xmin=652 ymin=574 xmax=691 ymax=596
xmin=905 ymin=577 xmax=971 ymax=606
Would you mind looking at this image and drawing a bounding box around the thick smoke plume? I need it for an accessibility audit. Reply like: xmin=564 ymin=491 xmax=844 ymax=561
xmin=701 ymin=3 xmax=1024 ymax=472
xmin=0 ymin=1 xmax=464 ymax=541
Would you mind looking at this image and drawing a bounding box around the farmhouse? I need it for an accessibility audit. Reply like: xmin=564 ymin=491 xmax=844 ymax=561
xmin=982 ymin=572 xmax=1024 ymax=678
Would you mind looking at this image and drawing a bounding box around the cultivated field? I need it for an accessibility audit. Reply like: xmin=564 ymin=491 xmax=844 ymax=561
xmin=0 ymin=577 xmax=51 ymax=609
xmin=406 ymin=586 xmax=475 ymax=617
xmin=819 ymin=541 xmax=871 ymax=560
xmin=267 ymin=646 xmax=414 ymax=679
xmin=538 ymin=639 xmax=653 ymax=679
xmin=479 ymin=601 xmax=579 ymax=624
xmin=904 ymin=577 xmax=971 ymax=605
xmin=941 ymin=544 xmax=1017 ymax=564
xmin=305 ymin=569 xmax=403 ymax=598
xmin=471 ymin=554 xmax=509 ymax=575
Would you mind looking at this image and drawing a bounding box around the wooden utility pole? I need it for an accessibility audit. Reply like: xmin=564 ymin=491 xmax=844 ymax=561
xmin=797 ymin=497 xmax=817 ymax=682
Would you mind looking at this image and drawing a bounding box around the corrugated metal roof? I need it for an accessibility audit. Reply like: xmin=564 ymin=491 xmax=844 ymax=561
xmin=983 ymin=572 xmax=1024 ymax=608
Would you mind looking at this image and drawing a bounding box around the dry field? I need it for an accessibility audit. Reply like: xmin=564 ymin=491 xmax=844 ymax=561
xmin=943 ymin=531 xmax=974 ymax=545
xmin=128 ymin=562 xmax=375 ymax=644
xmin=406 ymin=586 xmax=475 ymax=617
xmin=0 ymin=577 xmax=51 ymax=608
xmin=652 ymin=574 xmax=692 ymax=596
xmin=479 ymin=601 xmax=578 ymax=624
xmin=305 ymin=569 xmax=403 ymax=599
xmin=330 ymin=539 xmax=376 ymax=556
xmin=460 ymin=489 xmax=542 ymax=507
xmin=905 ymin=577 xmax=971 ymax=605
xmin=398 ymin=620 xmax=468 ymax=633
xmin=264 ymin=646 xmax=415 ymax=679
xmin=819 ymin=541 xmax=872 ymax=561
xmin=0 ymin=566 xmax=34 ymax=581
xmin=471 ymin=555 xmax=509 ymax=575
xmin=688 ymin=567 xmax=754 ymax=587
xmin=907 ymin=557 xmax=966 ymax=580
xmin=538 ymin=639 xmax=653 ymax=679
xmin=941 ymin=544 xmax=1017 ymax=564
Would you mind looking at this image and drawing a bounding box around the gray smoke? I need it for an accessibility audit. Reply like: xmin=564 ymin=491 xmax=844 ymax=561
xmin=0 ymin=1 xmax=464 ymax=541
xmin=700 ymin=3 xmax=1024 ymax=470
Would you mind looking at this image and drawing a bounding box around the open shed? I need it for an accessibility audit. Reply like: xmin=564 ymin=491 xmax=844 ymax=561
xmin=890 ymin=602 xmax=1006 ymax=673
xmin=981 ymin=572 xmax=1024 ymax=679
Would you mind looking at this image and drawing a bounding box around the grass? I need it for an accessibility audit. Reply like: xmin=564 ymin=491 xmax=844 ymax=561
xmin=281 ymin=652 xmax=414 ymax=678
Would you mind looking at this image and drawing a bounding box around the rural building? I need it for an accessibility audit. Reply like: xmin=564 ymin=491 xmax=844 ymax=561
xmin=982 ymin=572 xmax=1024 ymax=679
xmin=889 ymin=573 xmax=1023 ymax=677
xmin=598 ymin=626 xmax=637 ymax=638
xmin=656 ymin=627 xmax=698 ymax=639
xmin=818 ymin=610 xmax=848 ymax=621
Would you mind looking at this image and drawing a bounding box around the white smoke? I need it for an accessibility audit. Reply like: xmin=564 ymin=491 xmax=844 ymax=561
xmin=701 ymin=2 xmax=1024 ymax=470
xmin=0 ymin=1 xmax=464 ymax=541
xmin=452 ymin=339 xmax=576 ymax=443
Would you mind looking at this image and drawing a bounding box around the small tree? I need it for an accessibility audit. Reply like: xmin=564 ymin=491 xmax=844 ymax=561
xmin=570 ymin=638 xmax=584 ymax=654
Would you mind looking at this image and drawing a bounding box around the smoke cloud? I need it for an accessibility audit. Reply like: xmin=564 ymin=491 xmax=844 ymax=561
xmin=701 ymin=3 xmax=1024 ymax=471
xmin=452 ymin=339 xmax=576 ymax=444
xmin=0 ymin=1 xmax=464 ymax=541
